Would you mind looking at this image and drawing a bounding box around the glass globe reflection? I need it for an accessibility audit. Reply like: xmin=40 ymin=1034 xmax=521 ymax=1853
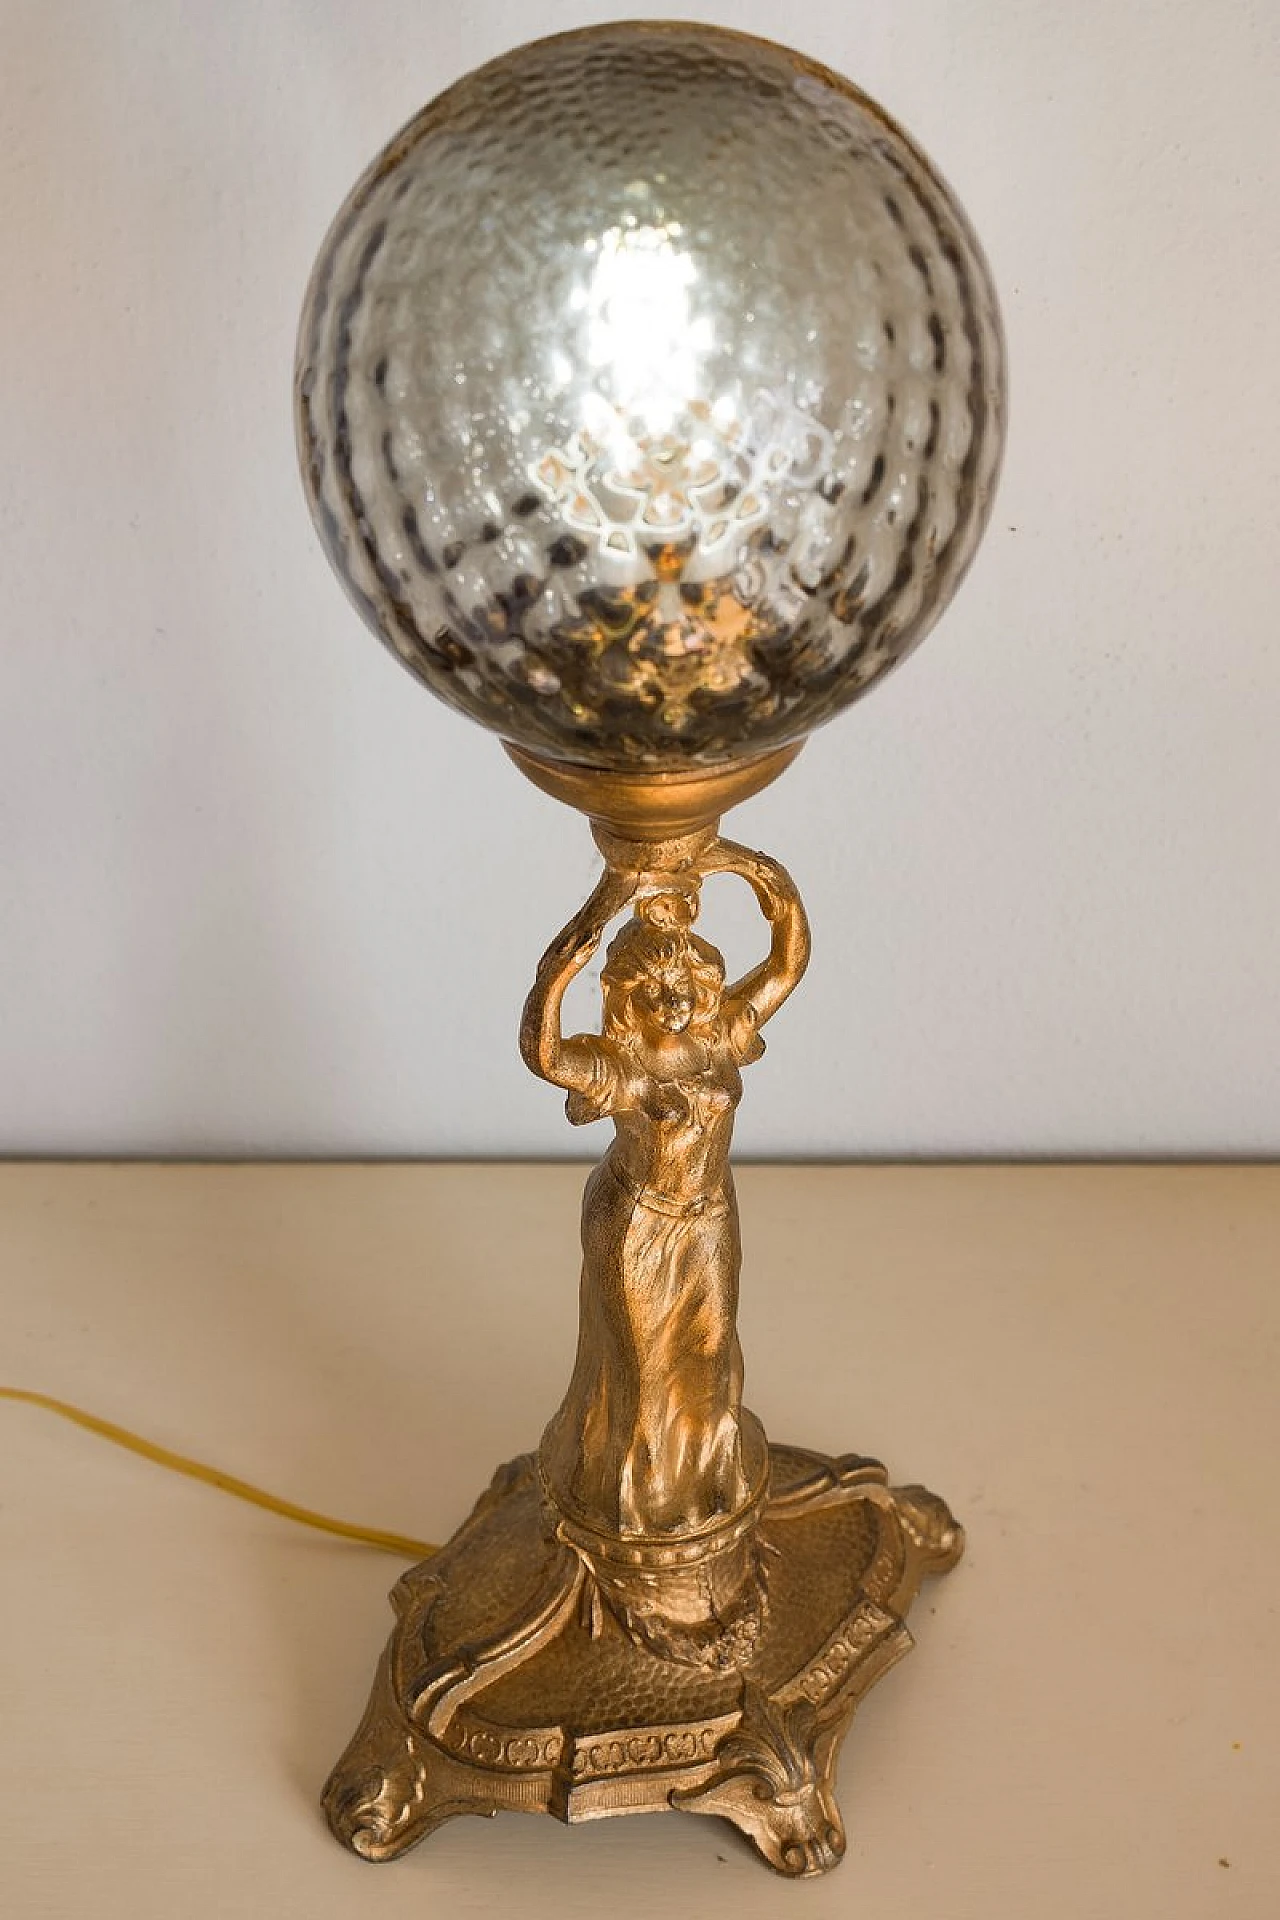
xmin=296 ymin=22 xmax=1005 ymax=770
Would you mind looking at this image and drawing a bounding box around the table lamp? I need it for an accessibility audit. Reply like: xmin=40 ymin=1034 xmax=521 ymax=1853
xmin=295 ymin=20 xmax=1004 ymax=1878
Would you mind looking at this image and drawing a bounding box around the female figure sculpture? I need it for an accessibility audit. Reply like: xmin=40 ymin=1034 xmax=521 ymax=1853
xmin=521 ymin=833 xmax=810 ymax=1555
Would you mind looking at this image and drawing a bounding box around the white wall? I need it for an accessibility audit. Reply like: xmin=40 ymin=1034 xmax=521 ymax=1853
xmin=1 ymin=0 xmax=1277 ymax=1158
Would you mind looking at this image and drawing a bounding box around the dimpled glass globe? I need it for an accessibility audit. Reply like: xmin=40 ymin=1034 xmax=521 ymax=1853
xmin=297 ymin=21 xmax=1005 ymax=771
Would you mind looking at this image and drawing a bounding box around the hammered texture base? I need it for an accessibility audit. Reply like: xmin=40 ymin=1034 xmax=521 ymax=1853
xmin=323 ymin=1444 xmax=962 ymax=1878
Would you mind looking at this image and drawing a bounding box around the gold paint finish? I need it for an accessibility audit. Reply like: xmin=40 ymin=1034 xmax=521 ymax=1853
xmin=323 ymin=772 xmax=963 ymax=1876
xmin=503 ymin=740 xmax=804 ymax=839
xmin=324 ymin=1448 xmax=961 ymax=1875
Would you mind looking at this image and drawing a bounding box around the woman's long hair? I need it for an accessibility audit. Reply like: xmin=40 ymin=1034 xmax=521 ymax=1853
xmin=600 ymin=910 xmax=725 ymax=1049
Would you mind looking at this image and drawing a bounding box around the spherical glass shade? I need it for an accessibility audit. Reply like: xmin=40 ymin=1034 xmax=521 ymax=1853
xmin=296 ymin=22 xmax=1005 ymax=771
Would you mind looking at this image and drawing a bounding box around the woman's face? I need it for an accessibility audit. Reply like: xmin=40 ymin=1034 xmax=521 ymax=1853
xmin=640 ymin=968 xmax=695 ymax=1035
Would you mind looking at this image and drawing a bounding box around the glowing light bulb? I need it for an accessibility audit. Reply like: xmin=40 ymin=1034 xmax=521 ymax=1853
xmin=584 ymin=222 xmax=709 ymax=440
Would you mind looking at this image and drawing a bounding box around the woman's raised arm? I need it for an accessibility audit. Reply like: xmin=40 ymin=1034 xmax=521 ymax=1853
xmin=700 ymin=837 xmax=811 ymax=1031
xmin=519 ymin=865 xmax=637 ymax=1089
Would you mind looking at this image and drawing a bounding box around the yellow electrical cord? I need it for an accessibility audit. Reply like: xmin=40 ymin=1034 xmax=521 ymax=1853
xmin=0 ymin=1387 xmax=438 ymax=1561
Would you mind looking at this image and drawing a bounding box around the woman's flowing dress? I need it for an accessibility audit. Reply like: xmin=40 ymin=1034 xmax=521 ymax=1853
xmin=540 ymin=1032 xmax=756 ymax=1537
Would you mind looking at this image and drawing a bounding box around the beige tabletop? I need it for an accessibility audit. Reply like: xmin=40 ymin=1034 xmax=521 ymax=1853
xmin=2 ymin=1162 xmax=1277 ymax=1917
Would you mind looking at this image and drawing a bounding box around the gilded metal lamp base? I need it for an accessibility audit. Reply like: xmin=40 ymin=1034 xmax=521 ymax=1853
xmin=323 ymin=763 xmax=962 ymax=1878
xmin=323 ymin=1445 xmax=962 ymax=1878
